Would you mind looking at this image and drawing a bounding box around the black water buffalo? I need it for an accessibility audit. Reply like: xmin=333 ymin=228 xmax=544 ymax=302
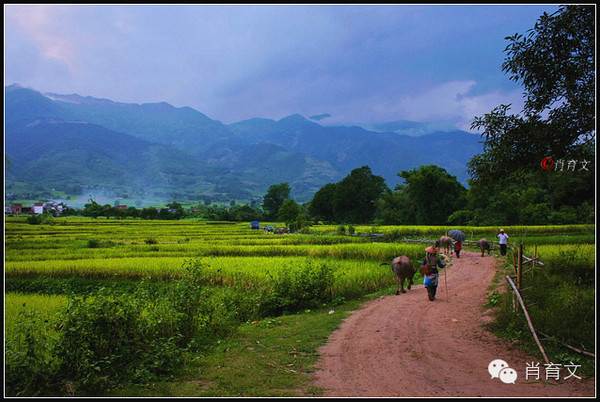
xmin=478 ymin=238 xmax=491 ymax=257
xmin=381 ymin=256 xmax=417 ymax=295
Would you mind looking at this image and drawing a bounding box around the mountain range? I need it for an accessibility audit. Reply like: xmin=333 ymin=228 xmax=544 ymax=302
xmin=4 ymin=84 xmax=483 ymax=206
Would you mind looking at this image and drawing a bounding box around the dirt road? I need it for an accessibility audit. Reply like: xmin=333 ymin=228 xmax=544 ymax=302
xmin=311 ymin=250 xmax=595 ymax=397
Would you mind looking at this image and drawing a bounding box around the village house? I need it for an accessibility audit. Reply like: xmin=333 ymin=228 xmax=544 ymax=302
xmin=33 ymin=203 xmax=44 ymax=214
xmin=10 ymin=203 xmax=23 ymax=214
xmin=7 ymin=202 xmax=66 ymax=215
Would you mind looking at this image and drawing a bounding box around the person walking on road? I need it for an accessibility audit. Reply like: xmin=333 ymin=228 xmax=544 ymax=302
xmin=454 ymin=240 xmax=462 ymax=259
xmin=421 ymin=245 xmax=445 ymax=301
xmin=497 ymin=229 xmax=509 ymax=256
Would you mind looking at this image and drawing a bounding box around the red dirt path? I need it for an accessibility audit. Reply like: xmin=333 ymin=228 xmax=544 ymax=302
xmin=310 ymin=250 xmax=595 ymax=397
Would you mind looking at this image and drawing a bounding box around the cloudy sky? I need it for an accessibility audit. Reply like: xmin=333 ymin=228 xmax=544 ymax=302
xmin=4 ymin=4 xmax=560 ymax=131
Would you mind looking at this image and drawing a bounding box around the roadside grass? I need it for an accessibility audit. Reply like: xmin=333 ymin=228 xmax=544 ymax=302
xmin=483 ymin=246 xmax=595 ymax=378
xmin=109 ymin=291 xmax=386 ymax=397
xmin=485 ymin=289 xmax=596 ymax=378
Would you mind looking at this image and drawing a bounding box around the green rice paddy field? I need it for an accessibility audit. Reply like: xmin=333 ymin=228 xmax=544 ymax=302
xmin=5 ymin=218 xmax=594 ymax=328
xmin=3 ymin=218 xmax=595 ymax=396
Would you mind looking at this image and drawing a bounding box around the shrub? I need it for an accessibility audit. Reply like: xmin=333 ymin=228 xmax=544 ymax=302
xmin=86 ymin=238 xmax=101 ymax=248
xmin=260 ymin=260 xmax=335 ymax=316
xmin=6 ymin=260 xmax=240 ymax=396
xmin=25 ymin=213 xmax=55 ymax=225
xmin=5 ymin=311 xmax=62 ymax=396
xmin=85 ymin=238 xmax=117 ymax=248
xmin=57 ymin=291 xmax=183 ymax=393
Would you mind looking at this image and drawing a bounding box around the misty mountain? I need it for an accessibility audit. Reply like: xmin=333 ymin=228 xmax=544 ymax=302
xmin=4 ymin=84 xmax=483 ymax=205
xmin=4 ymin=86 xmax=344 ymax=202
xmin=227 ymin=114 xmax=482 ymax=188
xmin=5 ymin=117 xmax=242 ymax=205
xmin=43 ymin=90 xmax=236 ymax=163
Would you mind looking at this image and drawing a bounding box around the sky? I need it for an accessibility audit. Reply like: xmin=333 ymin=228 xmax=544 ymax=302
xmin=4 ymin=3 xmax=562 ymax=131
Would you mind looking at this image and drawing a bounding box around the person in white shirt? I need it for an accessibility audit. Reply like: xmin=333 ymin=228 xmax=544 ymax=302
xmin=497 ymin=229 xmax=509 ymax=256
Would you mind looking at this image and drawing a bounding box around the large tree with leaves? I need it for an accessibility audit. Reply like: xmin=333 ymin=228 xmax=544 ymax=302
xmin=394 ymin=165 xmax=467 ymax=225
xmin=469 ymin=5 xmax=595 ymax=184
xmin=332 ymin=166 xmax=389 ymax=223
xmin=309 ymin=182 xmax=337 ymax=222
xmin=262 ymin=182 xmax=291 ymax=220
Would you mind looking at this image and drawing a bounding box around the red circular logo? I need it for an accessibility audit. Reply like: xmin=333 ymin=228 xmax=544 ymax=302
xmin=541 ymin=157 xmax=554 ymax=170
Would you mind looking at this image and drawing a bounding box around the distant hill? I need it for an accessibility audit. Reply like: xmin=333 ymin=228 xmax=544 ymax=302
xmin=4 ymin=84 xmax=483 ymax=206
xmin=227 ymin=114 xmax=482 ymax=189
xmin=4 ymin=86 xmax=251 ymax=205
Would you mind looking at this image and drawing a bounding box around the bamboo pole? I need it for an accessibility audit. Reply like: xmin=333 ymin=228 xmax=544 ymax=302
xmin=537 ymin=331 xmax=595 ymax=358
xmin=506 ymin=275 xmax=550 ymax=364
xmin=444 ymin=268 xmax=448 ymax=301
xmin=518 ymin=244 xmax=523 ymax=290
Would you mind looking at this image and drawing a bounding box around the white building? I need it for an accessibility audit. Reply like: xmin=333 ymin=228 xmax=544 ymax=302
xmin=33 ymin=203 xmax=44 ymax=214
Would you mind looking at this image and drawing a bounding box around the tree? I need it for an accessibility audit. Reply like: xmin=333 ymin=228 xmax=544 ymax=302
xmin=262 ymin=182 xmax=291 ymax=220
xmin=82 ymin=199 xmax=103 ymax=218
xmin=126 ymin=206 xmax=140 ymax=219
xmin=469 ymin=5 xmax=595 ymax=183
xmin=230 ymin=204 xmax=261 ymax=221
xmin=332 ymin=166 xmax=389 ymax=223
xmin=166 ymin=201 xmax=183 ymax=211
xmin=112 ymin=206 xmax=127 ymax=220
xmin=140 ymin=207 xmax=159 ymax=220
xmin=101 ymin=204 xmax=113 ymax=219
xmin=453 ymin=162 xmax=594 ymax=226
xmin=377 ymin=189 xmax=411 ymax=225
xmin=309 ymin=183 xmax=337 ymax=222
xmin=278 ymin=199 xmax=301 ymax=226
xmin=395 ymin=165 xmax=467 ymax=225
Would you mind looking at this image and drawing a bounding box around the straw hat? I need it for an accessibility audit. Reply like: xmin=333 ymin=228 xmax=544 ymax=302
xmin=500 ymin=228 xmax=505 ymax=233
xmin=425 ymin=246 xmax=439 ymax=253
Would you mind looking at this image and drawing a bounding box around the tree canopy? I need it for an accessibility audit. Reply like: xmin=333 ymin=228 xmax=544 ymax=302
xmin=262 ymin=182 xmax=291 ymax=220
xmin=309 ymin=183 xmax=337 ymax=222
xmin=332 ymin=166 xmax=389 ymax=223
xmin=387 ymin=165 xmax=467 ymax=225
xmin=308 ymin=166 xmax=388 ymax=223
xmin=469 ymin=5 xmax=595 ymax=184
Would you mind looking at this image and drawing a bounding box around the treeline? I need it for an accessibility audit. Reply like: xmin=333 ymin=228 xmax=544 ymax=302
xmin=309 ymin=163 xmax=594 ymax=226
xmin=59 ymin=200 xmax=262 ymax=222
xmin=54 ymin=161 xmax=593 ymax=228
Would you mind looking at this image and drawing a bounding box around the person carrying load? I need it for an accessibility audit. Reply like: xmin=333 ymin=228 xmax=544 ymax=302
xmin=420 ymin=245 xmax=445 ymax=301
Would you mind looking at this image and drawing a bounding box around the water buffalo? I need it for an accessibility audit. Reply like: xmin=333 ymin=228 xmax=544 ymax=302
xmin=381 ymin=256 xmax=416 ymax=295
xmin=478 ymin=238 xmax=491 ymax=257
xmin=439 ymin=236 xmax=453 ymax=255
